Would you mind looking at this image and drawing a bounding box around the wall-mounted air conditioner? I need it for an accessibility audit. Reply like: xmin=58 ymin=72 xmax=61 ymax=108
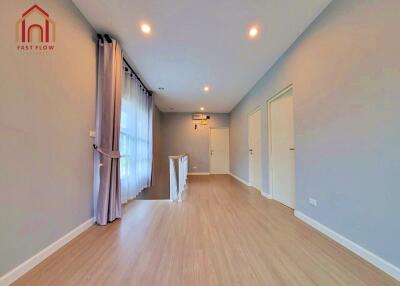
xmin=192 ymin=113 xmax=209 ymax=120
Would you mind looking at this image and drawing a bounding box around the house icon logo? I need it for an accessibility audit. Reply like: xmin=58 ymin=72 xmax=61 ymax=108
xmin=16 ymin=4 xmax=55 ymax=52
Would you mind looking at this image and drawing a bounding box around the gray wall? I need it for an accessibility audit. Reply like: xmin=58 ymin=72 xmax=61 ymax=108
xmin=161 ymin=113 xmax=229 ymax=174
xmin=230 ymin=0 xmax=400 ymax=267
xmin=0 ymin=0 xmax=97 ymax=276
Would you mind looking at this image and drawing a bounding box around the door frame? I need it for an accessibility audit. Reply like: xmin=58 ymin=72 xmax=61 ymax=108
xmin=209 ymin=127 xmax=230 ymax=174
xmin=267 ymin=84 xmax=295 ymax=204
xmin=248 ymin=106 xmax=262 ymax=191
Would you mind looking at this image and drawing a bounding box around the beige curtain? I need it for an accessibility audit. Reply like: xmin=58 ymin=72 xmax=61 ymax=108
xmin=95 ymin=37 xmax=123 ymax=225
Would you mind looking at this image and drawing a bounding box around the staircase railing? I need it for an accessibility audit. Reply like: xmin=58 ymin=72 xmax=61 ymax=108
xmin=169 ymin=154 xmax=189 ymax=202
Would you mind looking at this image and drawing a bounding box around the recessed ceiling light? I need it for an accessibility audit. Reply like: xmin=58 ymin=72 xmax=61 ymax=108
xmin=141 ymin=23 xmax=151 ymax=34
xmin=203 ymin=86 xmax=210 ymax=92
xmin=249 ymin=26 xmax=258 ymax=38
xmin=200 ymin=107 xmax=204 ymax=111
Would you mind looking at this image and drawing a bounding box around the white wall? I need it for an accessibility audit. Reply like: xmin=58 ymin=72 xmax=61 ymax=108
xmin=230 ymin=0 xmax=400 ymax=268
xmin=0 ymin=0 xmax=97 ymax=276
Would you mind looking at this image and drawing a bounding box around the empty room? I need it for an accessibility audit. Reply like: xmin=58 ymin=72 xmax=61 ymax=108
xmin=1 ymin=0 xmax=399 ymax=285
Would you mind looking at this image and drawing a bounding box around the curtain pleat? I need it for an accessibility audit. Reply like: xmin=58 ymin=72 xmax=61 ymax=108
xmin=95 ymin=38 xmax=123 ymax=225
xmin=120 ymin=68 xmax=153 ymax=203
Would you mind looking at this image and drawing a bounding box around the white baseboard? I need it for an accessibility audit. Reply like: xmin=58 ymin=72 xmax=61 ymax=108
xmin=294 ymin=211 xmax=400 ymax=282
xmin=188 ymin=172 xmax=210 ymax=175
xmin=0 ymin=217 xmax=95 ymax=286
xmin=261 ymin=191 xmax=273 ymax=199
xmin=229 ymin=173 xmax=272 ymax=199
xmin=229 ymin=173 xmax=250 ymax=186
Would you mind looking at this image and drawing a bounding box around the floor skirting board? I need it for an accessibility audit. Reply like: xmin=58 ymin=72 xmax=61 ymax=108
xmin=188 ymin=172 xmax=210 ymax=175
xmin=294 ymin=210 xmax=400 ymax=282
xmin=260 ymin=191 xmax=273 ymax=199
xmin=229 ymin=173 xmax=250 ymax=186
xmin=229 ymin=173 xmax=272 ymax=198
xmin=0 ymin=217 xmax=95 ymax=286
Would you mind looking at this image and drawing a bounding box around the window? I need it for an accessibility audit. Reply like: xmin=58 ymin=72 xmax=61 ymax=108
xmin=120 ymin=68 xmax=153 ymax=203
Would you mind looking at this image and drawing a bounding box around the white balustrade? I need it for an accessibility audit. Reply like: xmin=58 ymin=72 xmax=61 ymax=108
xmin=169 ymin=154 xmax=189 ymax=202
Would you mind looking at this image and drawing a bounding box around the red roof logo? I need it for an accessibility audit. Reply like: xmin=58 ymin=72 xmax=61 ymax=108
xmin=16 ymin=5 xmax=55 ymax=43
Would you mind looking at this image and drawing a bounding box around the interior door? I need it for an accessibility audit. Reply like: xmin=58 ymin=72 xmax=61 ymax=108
xmin=209 ymin=128 xmax=230 ymax=174
xmin=248 ymin=109 xmax=262 ymax=191
xmin=269 ymin=88 xmax=295 ymax=208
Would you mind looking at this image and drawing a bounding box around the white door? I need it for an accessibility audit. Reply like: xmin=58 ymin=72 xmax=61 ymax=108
xmin=209 ymin=128 xmax=230 ymax=174
xmin=269 ymin=87 xmax=295 ymax=208
xmin=248 ymin=109 xmax=262 ymax=191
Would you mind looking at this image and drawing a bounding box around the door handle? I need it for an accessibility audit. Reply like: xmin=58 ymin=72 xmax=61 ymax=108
xmin=210 ymin=150 xmax=214 ymax=156
xmin=289 ymin=148 xmax=295 ymax=151
xmin=249 ymin=149 xmax=253 ymax=155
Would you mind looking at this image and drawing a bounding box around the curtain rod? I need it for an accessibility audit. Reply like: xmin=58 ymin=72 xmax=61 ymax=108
xmin=97 ymin=34 xmax=152 ymax=96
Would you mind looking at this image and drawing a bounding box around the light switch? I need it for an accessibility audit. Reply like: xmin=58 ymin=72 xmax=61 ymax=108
xmin=89 ymin=130 xmax=96 ymax=138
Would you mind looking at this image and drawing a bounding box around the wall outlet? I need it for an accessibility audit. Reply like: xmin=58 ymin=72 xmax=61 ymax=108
xmin=309 ymin=197 xmax=318 ymax=207
xmin=89 ymin=130 xmax=96 ymax=138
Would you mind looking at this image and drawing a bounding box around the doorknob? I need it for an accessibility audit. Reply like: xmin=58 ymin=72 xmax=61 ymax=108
xmin=210 ymin=150 xmax=214 ymax=156
xmin=249 ymin=149 xmax=253 ymax=155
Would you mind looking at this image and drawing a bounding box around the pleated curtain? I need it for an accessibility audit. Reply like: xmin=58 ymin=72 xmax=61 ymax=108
xmin=120 ymin=66 xmax=153 ymax=203
xmin=95 ymin=37 xmax=123 ymax=225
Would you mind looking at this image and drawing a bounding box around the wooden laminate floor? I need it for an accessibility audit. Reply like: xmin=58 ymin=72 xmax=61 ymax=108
xmin=14 ymin=175 xmax=399 ymax=286
xmin=136 ymin=171 xmax=169 ymax=200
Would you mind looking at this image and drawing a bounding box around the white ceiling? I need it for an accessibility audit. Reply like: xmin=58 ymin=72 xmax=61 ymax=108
xmin=73 ymin=0 xmax=331 ymax=112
